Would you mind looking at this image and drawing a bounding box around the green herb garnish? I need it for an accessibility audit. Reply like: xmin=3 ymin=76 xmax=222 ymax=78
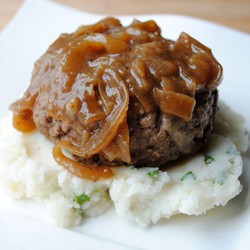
xmin=147 ymin=170 xmax=160 ymax=177
xmin=213 ymin=178 xmax=225 ymax=185
xmin=204 ymin=155 xmax=214 ymax=164
xmin=215 ymin=170 xmax=228 ymax=185
xmin=74 ymin=193 xmax=90 ymax=205
xmin=217 ymin=179 xmax=224 ymax=185
xmin=180 ymin=171 xmax=196 ymax=181
xmin=76 ymin=208 xmax=85 ymax=216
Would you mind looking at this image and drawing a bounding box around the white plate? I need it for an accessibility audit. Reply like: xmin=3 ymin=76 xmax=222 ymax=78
xmin=0 ymin=0 xmax=249 ymax=249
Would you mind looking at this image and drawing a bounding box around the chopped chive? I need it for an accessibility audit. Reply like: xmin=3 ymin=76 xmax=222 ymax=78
xmin=76 ymin=208 xmax=85 ymax=217
xmin=213 ymin=178 xmax=224 ymax=185
xmin=74 ymin=193 xmax=90 ymax=205
xmin=217 ymin=179 xmax=224 ymax=185
xmin=204 ymin=155 xmax=214 ymax=164
xmin=216 ymin=170 xmax=227 ymax=185
xmin=147 ymin=170 xmax=160 ymax=177
xmin=180 ymin=171 xmax=196 ymax=181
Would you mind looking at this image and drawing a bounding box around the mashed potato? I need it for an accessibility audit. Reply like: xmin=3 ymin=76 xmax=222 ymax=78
xmin=0 ymin=101 xmax=248 ymax=227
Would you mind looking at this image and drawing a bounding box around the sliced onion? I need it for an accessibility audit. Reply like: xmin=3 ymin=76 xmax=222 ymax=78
xmin=58 ymin=67 xmax=129 ymax=158
xmin=174 ymin=32 xmax=223 ymax=90
xmin=101 ymin=118 xmax=131 ymax=163
xmin=77 ymin=84 xmax=106 ymax=125
xmin=153 ymin=88 xmax=195 ymax=122
xmin=98 ymin=81 xmax=116 ymax=115
xmin=75 ymin=17 xmax=122 ymax=37
xmin=130 ymin=59 xmax=155 ymax=112
xmin=84 ymin=34 xmax=129 ymax=54
xmin=53 ymin=145 xmax=114 ymax=181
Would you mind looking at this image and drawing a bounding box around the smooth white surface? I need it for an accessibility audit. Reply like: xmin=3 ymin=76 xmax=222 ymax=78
xmin=0 ymin=0 xmax=249 ymax=249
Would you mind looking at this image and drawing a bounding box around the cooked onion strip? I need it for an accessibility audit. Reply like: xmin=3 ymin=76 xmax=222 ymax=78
xmin=58 ymin=67 xmax=129 ymax=158
xmin=153 ymin=88 xmax=196 ymax=122
xmin=101 ymin=118 xmax=131 ymax=163
xmin=53 ymin=145 xmax=114 ymax=181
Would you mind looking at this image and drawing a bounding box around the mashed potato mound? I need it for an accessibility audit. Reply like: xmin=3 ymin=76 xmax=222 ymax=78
xmin=0 ymin=101 xmax=248 ymax=227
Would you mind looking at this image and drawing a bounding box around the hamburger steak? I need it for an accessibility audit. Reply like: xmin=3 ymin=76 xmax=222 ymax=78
xmin=10 ymin=17 xmax=222 ymax=175
xmin=127 ymin=90 xmax=218 ymax=167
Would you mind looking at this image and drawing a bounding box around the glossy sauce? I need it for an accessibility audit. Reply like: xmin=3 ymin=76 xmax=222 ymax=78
xmin=10 ymin=17 xmax=222 ymax=179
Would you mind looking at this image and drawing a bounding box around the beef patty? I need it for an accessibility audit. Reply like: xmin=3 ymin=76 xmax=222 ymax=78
xmin=10 ymin=17 xmax=222 ymax=169
xmin=127 ymin=89 xmax=218 ymax=167
xmin=32 ymin=89 xmax=217 ymax=167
